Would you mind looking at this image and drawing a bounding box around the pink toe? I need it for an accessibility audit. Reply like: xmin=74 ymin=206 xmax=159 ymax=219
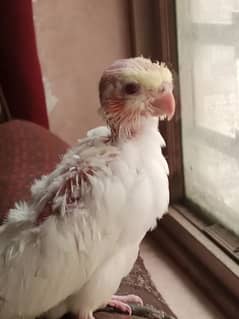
xmin=108 ymin=300 xmax=132 ymax=315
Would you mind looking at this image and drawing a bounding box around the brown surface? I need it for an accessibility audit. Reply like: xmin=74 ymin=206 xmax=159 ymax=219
xmin=153 ymin=208 xmax=239 ymax=319
xmin=118 ymin=255 xmax=174 ymax=312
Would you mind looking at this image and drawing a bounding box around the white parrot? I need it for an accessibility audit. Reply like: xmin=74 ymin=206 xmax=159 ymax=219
xmin=1 ymin=57 xmax=175 ymax=319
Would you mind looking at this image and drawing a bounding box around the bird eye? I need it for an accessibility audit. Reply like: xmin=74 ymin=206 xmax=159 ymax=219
xmin=124 ymin=82 xmax=140 ymax=95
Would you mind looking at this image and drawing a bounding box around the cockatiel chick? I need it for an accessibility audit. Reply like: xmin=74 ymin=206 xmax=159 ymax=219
xmin=1 ymin=57 xmax=175 ymax=319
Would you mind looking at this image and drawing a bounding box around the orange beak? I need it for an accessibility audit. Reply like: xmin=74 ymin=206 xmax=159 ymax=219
xmin=151 ymin=91 xmax=175 ymax=120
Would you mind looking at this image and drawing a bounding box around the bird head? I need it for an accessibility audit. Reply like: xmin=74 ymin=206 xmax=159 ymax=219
xmin=99 ymin=57 xmax=175 ymax=140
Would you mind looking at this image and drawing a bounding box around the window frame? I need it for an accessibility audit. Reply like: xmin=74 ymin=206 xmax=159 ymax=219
xmin=129 ymin=0 xmax=239 ymax=316
xmin=130 ymin=0 xmax=184 ymax=203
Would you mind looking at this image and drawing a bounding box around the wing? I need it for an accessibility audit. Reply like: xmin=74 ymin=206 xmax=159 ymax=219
xmin=0 ymin=141 xmax=121 ymax=319
xmin=7 ymin=130 xmax=116 ymax=224
xmin=31 ymin=134 xmax=119 ymax=223
xmin=0 ymin=134 xmax=124 ymax=318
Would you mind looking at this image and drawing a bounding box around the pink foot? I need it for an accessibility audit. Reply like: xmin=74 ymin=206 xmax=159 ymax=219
xmin=108 ymin=299 xmax=132 ymax=315
xmin=108 ymin=294 xmax=143 ymax=314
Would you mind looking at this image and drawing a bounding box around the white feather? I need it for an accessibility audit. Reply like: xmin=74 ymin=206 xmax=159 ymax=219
xmin=86 ymin=126 xmax=110 ymax=138
xmin=8 ymin=202 xmax=35 ymax=223
xmin=3 ymin=111 xmax=169 ymax=318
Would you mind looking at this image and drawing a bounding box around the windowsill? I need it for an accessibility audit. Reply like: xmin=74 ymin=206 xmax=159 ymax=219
xmin=145 ymin=206 xmax=239 ymax=318
xmin=141 ymin=238 xmax=226 ymax=319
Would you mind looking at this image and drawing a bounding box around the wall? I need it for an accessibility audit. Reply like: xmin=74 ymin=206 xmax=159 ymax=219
xmin=33 ymin=0 xmax=132 ymax=144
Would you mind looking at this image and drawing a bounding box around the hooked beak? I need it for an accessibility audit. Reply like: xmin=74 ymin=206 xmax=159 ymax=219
xmin=151 ymin=91 xmax=175 ymax=120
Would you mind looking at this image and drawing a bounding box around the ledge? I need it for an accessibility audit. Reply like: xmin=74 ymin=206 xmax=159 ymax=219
xmin=152 ymin=206 xmax=239 ymax=318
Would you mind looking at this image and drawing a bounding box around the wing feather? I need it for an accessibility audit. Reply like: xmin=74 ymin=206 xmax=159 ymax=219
xmin=1 ymin=133 xmax=121 ymax=318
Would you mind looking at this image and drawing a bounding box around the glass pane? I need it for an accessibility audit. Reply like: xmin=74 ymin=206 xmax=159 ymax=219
xmin=176 ymin=0 xmax=239 ymax=235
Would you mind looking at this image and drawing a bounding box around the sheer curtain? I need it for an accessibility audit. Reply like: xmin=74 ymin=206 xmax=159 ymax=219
xmin=176 ymin=0 xmax=239 ymax=234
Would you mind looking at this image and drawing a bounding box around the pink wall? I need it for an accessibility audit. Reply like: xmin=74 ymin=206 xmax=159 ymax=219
xmin=33 ymin=0 xmax=132 ymax=144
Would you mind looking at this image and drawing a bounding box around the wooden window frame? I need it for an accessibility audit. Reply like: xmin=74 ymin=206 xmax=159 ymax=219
xmin=129 ymin=0 xmax=239 ymax=317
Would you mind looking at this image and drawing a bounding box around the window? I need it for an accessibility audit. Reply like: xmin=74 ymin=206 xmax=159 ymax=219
xmin=176 ymin=0 xmax=239 ymax=236
xmin=130 ymin=0 xmax=239 ymax=316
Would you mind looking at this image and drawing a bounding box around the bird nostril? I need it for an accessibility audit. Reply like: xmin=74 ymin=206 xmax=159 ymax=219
xmin=159 ymin=82 xmax=172 ymax=94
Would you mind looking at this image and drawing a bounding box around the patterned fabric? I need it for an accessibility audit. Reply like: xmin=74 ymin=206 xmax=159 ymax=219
xmin=0 ymin=120 xmax=68 ymax=220
xmin=0 ymin=120 xmax=176 ymax=319
xmin=119 ymin=256 xmax=174 ymax=313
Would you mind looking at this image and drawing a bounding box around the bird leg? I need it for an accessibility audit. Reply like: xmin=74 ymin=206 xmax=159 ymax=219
xmin=107 ymin=294 xmax=143 ymax=315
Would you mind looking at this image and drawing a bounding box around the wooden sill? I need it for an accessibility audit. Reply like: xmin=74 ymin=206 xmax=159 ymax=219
xmin=175 ymin=203 xmax=239 ymax=263
xmin=152 ymin=206 xmax=239 ymax=319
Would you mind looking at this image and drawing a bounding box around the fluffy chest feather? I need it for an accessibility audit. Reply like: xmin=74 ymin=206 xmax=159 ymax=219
xmin=87 ymin=121 xmax=169 ymax=243
xmin=11 ymin=120 xmax=169 ymax=244
xmin=110 ymin=125 xmax=169 ymax=239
